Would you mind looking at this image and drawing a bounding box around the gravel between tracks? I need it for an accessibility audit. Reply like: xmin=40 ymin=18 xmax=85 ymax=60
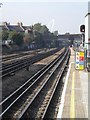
xmin=2 ymin=64 xmax=44 ymax=100
xmin=2 ymin=48 xmax=64 ymax=101
xmin=20 ymin=51 xmax=69 ymax=119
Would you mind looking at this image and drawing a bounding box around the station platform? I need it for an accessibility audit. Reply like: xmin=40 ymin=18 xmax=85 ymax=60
xmin=57 ymin=48 xmax=88 ymax=119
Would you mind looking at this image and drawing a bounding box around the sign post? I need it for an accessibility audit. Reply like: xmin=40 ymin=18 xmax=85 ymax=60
xmin=75 ymin=51 xmax=85 ymax=70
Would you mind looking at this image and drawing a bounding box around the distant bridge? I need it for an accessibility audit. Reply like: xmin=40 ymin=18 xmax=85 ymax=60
xmin=58 ymin=34 xmax=82 ymax=41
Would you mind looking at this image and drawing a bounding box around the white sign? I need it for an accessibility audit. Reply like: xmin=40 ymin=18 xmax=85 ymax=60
xmin=75 ymin=52 xmax=84 ymax=70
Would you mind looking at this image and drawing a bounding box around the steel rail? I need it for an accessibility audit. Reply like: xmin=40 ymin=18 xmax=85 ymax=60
xmin=0 ymin=48 xmax=66 ymax=118
xmin=1 ymin=48 xmax=60 ymax=77
xmin=2 ymin=48 xmax=49 ymax=61
xmin=17 ymin=48 xmax=69 ymax=120
xmin=2 ymin=48 xmax=43 ymax=61
xmin=2 ymin=48 xmax=55 ymax=66
xmin=41 ymin=50 xmax=70 ymax=120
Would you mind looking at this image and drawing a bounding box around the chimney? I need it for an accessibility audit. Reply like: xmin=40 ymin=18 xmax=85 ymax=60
xmin=3 ymin=22 xmax=9 ymax=30
xmin=4 ymin=22 xmax=7 ymax=27
xmin=19 ymin=22 xmax=24 ymax=31
xmin=17 ymin=22 xmax=20 ymax=26
xmin=20 ymin=22 xmax=23 ymax=27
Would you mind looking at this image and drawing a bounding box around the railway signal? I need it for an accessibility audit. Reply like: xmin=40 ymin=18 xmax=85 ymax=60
xmin=80 ymin=25 xmax=85 ymax=47
xmin=80 ymin=25 xmax=85 ymax=33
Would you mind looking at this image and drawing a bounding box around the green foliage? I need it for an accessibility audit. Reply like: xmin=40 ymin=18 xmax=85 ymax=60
xmin=53 ymin=31 xmax=58 ymax=36
xmin=40 ymin=25 xmax=49 ymax=36
xmin=33 ymin=23 xmax=56 ymax=48
xmin=33 ymin=23 xmax=42 ymax=31
xmin=25 ymin=33 xmax=34 ymax=45
xmin=33 ymin=23 xmax=50 ymax=37
xmin=8 ymin=31 xmax=23 ymax=46
xmin=65 ymin=32 xmax=70 ymax=35
xmin=2 ymin=23 xmax=59 ymax=48
xmin=2 ymin=30 xmax=9 ymax=40
xmin=25 ymin=33 xmax=30 ymax=41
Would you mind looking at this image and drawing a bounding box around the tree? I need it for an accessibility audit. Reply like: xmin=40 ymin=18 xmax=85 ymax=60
xmin=8 ymin=31 xmax=23 ymax=46
xmin=33 ymin=23 xmax=58 ymax=48
xmin=2 ymin=30 xmax=9 ymax=40
xmin=53 ymin=31 xmax=58 ymax=36
xmin=34 ymin=31 xmax=43 ymax=47
xmin=33 ymin=23 xmax=42 ymax=31
xmin=65 ymin=32 xmax=70 ymax=35
xmin=33 ymin=23 xmax=50 ymax=37
xmin=40 ymin=25 xmax=49 ymax=36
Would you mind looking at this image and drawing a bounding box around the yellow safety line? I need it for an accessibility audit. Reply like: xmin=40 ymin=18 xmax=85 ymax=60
xmin=70 ymin=72 xmax=75 ymax=118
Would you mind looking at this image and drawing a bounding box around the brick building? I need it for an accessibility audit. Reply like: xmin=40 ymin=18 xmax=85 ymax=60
xmin=1 ymin=22 xmax=33 ymax=34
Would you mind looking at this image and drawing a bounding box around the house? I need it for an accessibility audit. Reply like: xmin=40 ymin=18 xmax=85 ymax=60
xmin=1 ymin=22 xmax=33 ymax=34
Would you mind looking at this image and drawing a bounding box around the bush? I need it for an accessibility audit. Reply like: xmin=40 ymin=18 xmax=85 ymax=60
xmin=8 ymin=31 xmax=24 ymax=46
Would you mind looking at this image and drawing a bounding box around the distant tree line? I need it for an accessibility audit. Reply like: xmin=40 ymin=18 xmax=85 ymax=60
xmin=2 ymin=23 xmax=58 ymax=48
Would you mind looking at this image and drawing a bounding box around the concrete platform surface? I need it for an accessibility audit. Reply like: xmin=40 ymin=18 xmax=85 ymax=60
xmin=57 ymin=48 xmax=88 ymax=119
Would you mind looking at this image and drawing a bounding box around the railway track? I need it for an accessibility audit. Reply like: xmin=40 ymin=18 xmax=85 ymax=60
xmin=1 ymin=48 xmax=60 ymax=78
xmin=2 ymin=48 xmax=56 ymax=64
xmin=0 ymin=47 xmax=70 ymax=119
xmin=2 ymin=48 xmax=47 ymax=63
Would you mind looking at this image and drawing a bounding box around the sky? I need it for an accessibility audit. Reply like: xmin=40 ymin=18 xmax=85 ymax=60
xmin=0 ymin=1 xmax=89 ymax=34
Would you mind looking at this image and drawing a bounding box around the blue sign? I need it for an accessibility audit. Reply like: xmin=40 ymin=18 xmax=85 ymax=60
xmin=79 ymin=61 xmax=84 ymax=65
xmin=76 ymin=61 xmax=79 ymax=64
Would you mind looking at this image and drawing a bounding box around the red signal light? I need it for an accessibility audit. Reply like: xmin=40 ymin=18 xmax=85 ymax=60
xmin=82 ymin=29 xmax=84 ymax=32
xmin=80 ymin=25 xmax=85 ymax=32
